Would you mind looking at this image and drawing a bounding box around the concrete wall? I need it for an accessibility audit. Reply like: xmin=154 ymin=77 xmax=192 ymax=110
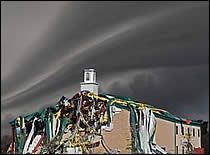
xmin=80 ymin=83 xmax=99 ymax=95
xmin=95 ymin=110 xmax=131 ymax=154
xmin=155 ymin=117 xmax=176 ymax=154
xmin=94 ymin=110 xmax=201 ymax=154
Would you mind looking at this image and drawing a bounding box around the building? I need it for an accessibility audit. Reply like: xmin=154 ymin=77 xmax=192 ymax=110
xmin=7 ymin=69 xmax=204 ymax=154
xmin=81 ymin=69 xmax=202 ymax=154
xmin=155 ymin=117 xmax=201 ymax=154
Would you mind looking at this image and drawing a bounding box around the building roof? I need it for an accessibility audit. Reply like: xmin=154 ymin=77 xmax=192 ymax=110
xmin=9 ymin=91 xmax=202 ymax=127
xmin=100 ymin=93 xmax=202 ymax=127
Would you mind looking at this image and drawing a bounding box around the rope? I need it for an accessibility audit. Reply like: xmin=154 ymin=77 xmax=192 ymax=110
xmin=101 ymin=138 xmax=112 ymax=154
xmin=101 ymin=135 xmax=120 ymax=154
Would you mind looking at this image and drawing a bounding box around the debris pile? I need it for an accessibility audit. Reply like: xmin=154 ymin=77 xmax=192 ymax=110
xmin=7 ymin=91 xmax=168 ymax=154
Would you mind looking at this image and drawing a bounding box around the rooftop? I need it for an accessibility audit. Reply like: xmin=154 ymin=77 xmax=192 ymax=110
xmin=9 ymin=91 xmax=202 ymax=127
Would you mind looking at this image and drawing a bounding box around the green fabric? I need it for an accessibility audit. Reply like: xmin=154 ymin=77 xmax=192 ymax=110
xmin=45 ymin=113 xmax=51 ymax=142
xmin=18 ymin=117 xmax=25 ymax=153
xmin=153 ymin=112 xmax=201 ymax=126
xmin=14 ymin=120 xmax=19 ymax=154
xmin=102 ymin=94 xmax=201 ymax=127
xmin=150 ymin=119 xmax=156 ymax=144
xmin=129 ymin=104 xmax=142 ymax=153
xmin=38 ymin=109 xmax=47 ymax=120
xmin=50 ymin=112 xmax=54 ymax=137
xmin=60 ymin=117 xmax=68 ymax=135
xmin=106 ymin=100 xmax=112 ymax=126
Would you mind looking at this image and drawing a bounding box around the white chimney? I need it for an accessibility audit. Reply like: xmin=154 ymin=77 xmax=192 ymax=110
xmin=80 ymin=69 xmax=99 ymax=95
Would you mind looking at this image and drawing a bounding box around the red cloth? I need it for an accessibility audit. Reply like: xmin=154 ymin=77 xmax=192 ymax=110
xmin=194 ymin=147 xmax=205 ymax=154
xmin=186 ymin=119 xmax=192 ymax=124
xmin=11 ymin=127 xmax=14 ymax=154
xmin=32 ymin=133 xmax=45 ymax=153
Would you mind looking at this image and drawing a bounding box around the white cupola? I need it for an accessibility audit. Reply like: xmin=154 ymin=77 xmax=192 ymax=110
xmin=80 ymin=69 xmax=99 ymax=95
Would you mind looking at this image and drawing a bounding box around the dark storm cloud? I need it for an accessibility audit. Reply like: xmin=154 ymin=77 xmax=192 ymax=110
xmin=107 ymin=65 xmax=209 ymax=120
xmin=2 ymin=1 xmax=208 ymax=100
xmin=1 ymin=1 xmax=209 ymax=136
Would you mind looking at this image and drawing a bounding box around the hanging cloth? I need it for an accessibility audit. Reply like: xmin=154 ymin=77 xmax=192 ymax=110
xmin=23 ymin=117 xmax=37 ymax=154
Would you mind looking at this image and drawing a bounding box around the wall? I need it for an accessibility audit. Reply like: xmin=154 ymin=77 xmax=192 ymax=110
xmin=94 ymin=110 xmax=131 ymax=154
xmin=80 ymin=83 xmax=99 ymax=95
xmin=175 ymin=123 xmax=201 ymax=154
xmin=155 ymin=117 xmax=176 ymax=154
xmin=94 ymin=110 xmax=201 ymax=154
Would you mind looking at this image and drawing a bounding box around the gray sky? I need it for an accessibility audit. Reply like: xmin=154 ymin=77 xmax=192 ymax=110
xmin=1 ymin=1 xmax=209 ymax=136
